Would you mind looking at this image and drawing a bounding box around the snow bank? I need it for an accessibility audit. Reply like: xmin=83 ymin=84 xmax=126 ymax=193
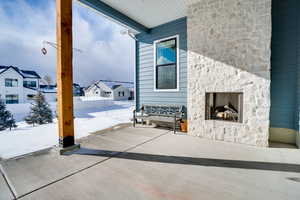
xmin=0 ymin=100 xmax=134 ymax=159
xmin=6 ymin=99 xmax=116 ymax=122
xmin=74 ymin=99 xmax=114 ymax=112
xmin=6 ymin=103 xmax=56 ymax=122
xmin=78 ymin=96 xmax=113 ymax=101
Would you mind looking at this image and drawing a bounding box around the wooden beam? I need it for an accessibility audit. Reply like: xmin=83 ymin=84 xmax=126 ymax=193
xmin=56 ymin=0 xmax=75 ymax=148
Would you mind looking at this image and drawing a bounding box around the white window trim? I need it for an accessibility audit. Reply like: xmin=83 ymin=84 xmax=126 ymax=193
xmin=5 ymin=94 xmax=19 ymax=104
xmin=153 ymin=35 xmax=180 ymax=92
xmin=5 ymin=78 xmax=18 ymax=87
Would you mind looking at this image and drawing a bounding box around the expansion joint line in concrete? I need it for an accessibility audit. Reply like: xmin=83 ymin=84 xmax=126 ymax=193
xmin=0 ymin=163 xmax=18 ymax=200
xmin=16 ymin=130 xmax=170 ymax=199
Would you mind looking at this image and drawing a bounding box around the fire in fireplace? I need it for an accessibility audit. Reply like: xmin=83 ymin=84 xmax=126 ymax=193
xmin=205 ymin=92 xmax=243 ymax=123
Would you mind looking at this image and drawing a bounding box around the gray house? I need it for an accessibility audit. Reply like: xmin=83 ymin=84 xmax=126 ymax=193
xmin=78 ymin=0 xmax=300 ymax=148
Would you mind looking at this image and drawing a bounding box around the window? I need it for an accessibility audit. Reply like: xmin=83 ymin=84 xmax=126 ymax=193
xmin=5 ymin=79 xmax=18 ymax=87
xmin=23 ymin=80 xmax=37 ymax=88
xmin=154 ymin=36 xmax=179 ymax=91
xmin=118 ymin=91 xmax=125 ymax=97
xmin=27 ymin=94 xmax=35 ymax=100
xmin=6 ymin=95 xmax=18 ymax=104
xmin=104 ymin=91 xmax=111 ymax=97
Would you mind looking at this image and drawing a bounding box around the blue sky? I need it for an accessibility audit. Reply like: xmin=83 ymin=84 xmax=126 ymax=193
xmin=0 ymin=0 xmax=134 ymax=86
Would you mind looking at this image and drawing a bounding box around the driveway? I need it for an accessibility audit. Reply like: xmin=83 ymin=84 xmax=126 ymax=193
xmin=1 ymin=126 xmax=300 ymax=200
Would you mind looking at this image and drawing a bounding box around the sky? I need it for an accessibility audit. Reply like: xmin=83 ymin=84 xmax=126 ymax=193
xmin=0 ymin=0 xmax=135 ymax=86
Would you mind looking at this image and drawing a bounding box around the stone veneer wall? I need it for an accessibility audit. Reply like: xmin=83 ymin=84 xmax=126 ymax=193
xmin=187 ymin=0 xmax=272 ymax=147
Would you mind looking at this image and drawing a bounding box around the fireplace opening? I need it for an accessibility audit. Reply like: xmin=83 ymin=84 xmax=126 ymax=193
xmin=205 ymin=92 xmax=243 ymax=123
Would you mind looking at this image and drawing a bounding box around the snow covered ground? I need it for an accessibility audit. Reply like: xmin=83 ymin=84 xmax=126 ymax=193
xmin=0 ymin=100 xmax=134 ymax=159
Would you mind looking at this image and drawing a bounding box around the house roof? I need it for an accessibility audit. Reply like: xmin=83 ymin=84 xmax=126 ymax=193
xmin=79 ymin=0 xmax=198 ymax=32
xmin=0 ymin=66 xmax=41 ymax=79
xmin=20 ymin=70 xmax=41 ymax=78
xmin=86 ymin=80 xmax=134 ymax=91
xmin=112 ymin=84 xmax=121 ymax=90
xmin=73 ymin=83 xmax=81 ymax=88
xmin=40 ymin=84 xmax=56 ymax=89
xmin=99 ymin=80 xmax=134 ymax=90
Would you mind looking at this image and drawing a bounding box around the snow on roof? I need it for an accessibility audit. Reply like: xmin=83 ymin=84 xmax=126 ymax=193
xmin=99 ymin=80 xmax=134 ymax=90
xmin=0 ymin=65 xmax=41 ymax=79
xmin=0 ymin=69 xmax=5 ymax=74
xmin=20 ymin=70 xmax=41 ymax=78
xmin=0 ymin=66 xmax=7 ymax=70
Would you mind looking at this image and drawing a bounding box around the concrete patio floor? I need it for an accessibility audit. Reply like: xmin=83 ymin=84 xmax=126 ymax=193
xmin=0 ymin=126 xmax=300 ymax=200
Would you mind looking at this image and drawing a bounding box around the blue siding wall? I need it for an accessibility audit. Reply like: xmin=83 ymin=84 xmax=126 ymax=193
xmin=135 ymin=18 xmax=187 ymax=110
xmin=270 ymin=0 xmax=300 ymax=131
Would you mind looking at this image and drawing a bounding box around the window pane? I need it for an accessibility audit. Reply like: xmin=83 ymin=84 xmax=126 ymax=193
xmin=12 ymin=79 xmax=18 ymax=87
xmin=24 ymin=81 xmax=36 ymax=87
xmin=156 ymin=65 xmax=177 ymax=89
xmin=6 ymin=95 xmax=18 ymax=104
xmin=31 ymin=81 xmax=36 ymax=87
xmin=5 ymin=79 xmax=18 ymax=87
xmin=156 ymin=39 xmax=176 ymax=65
xmin=5 ymin=79 xmax=12 ymax=87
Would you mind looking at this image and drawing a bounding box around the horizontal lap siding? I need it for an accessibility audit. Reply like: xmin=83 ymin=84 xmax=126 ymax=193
xmin=136 ymin=18 xmax=187 ymax=110
xmin=270 ymin=0 xmax=299 ymax=130
xmin=297 ymin=0 xmax=300 ymax=134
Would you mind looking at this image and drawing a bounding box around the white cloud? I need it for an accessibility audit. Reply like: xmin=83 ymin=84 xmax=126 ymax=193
xmin=0 ymin=0 xmax=135 ymax=86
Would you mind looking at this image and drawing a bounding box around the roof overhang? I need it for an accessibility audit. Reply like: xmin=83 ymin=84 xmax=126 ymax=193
xmin=77 ymin=0 xmax=199 ymax=33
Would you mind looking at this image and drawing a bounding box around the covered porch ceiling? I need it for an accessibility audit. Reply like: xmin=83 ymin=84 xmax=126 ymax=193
xmin=78 ymin=0 xmax=200 ymax=33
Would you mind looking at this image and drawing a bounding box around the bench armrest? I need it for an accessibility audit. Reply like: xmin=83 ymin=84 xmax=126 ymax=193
xmin=133 ymin=106 xmax=146 ymax=127
xmin=133 ymin=109 xmax=136 ymax=127
xmin=175 ymin=112 xmax=183 ymax=119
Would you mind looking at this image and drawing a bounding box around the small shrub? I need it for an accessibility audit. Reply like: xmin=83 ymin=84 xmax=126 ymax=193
xmin=25 ymin=92 xmax=53 ymax=126
xmin=0 ymin=100 xmax=17 ymax=131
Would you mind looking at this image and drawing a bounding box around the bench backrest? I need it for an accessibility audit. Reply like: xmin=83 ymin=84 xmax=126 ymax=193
xmin=142 ymin=104 xmax=184 ymax=117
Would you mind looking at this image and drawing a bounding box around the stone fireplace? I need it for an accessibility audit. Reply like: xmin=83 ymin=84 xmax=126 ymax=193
xmin=187 ymin=0 xmax=272 ymax=147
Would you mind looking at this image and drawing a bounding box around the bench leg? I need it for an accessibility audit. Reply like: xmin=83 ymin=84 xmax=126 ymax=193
xmin=174 ymin=116 xmax=176 ymax=134
xmin=133 ymin=110 xmax=136 ymax=127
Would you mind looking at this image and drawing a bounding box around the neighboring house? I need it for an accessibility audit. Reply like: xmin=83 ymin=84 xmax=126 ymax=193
xmin=0 ymin=66 xmax=41 ymax=104
xmin=39 ymin=84 xmax=57 ymax=102
xmin=0 ymin=66 xmax=59 ymax=103
xmin=84 ymin=80 xmax=134 ymax=100
xmin=40 ymin=83 xmax=84 ymax=101
xmin=79 ymin=0 xmax=300 ymax=148
xmin=73 ymin=83 xmax=84 ymax=96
